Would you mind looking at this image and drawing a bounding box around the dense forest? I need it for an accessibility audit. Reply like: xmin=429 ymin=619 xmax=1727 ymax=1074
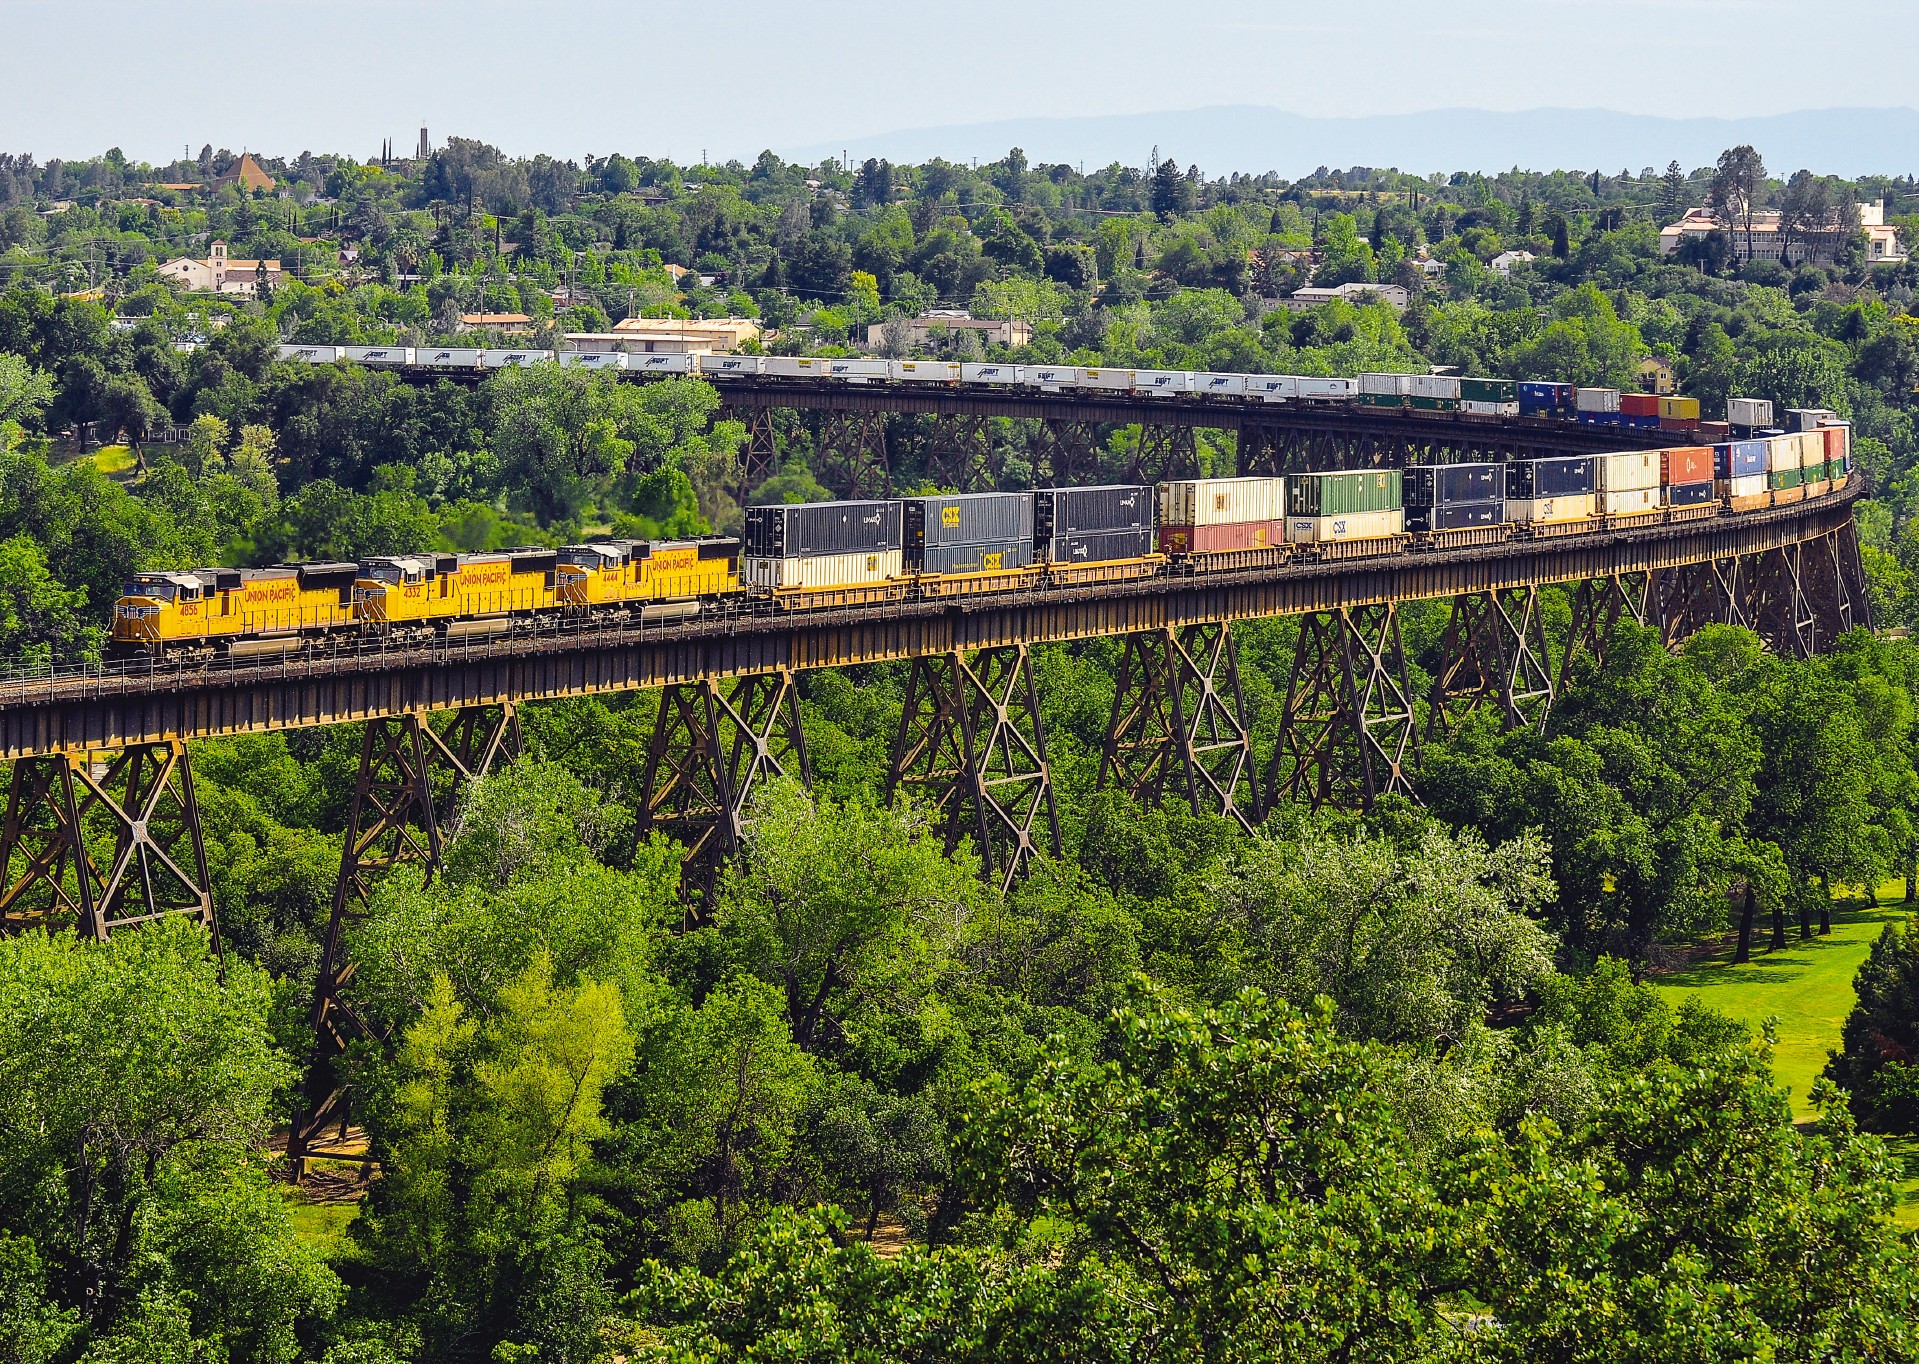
xmin=3 ymin=141 xmax=1919 ymax=1361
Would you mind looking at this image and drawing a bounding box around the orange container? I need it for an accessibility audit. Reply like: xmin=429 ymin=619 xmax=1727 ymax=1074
xmin=1660 ymin=446 xmax=1714 ymax=485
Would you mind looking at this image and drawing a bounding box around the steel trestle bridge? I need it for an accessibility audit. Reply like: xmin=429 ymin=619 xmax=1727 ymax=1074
xmin=0 ymin=387 xmax=1869 ymax=1173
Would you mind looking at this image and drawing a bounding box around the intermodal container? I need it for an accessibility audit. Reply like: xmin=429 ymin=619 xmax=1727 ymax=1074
xmin=1505 ymin=455 xmax=1596 ymax=498
xmin=1158 ymin=477 xmax=1286 ymax=528
xmin=628 ymin=354 xmax=696 ymax=374
xmin=1786 ymin=408 xmax=1837 ymax=433
xmin=1619 ymin=392 xmax=1662 ymax=418
xmin=1460 ymin=376 xmax=1518 ymax=404
xmin=1764 ymin=436 xmax=1799 ymax=473
xmin=1034 ymin=485 xmax=1153 ymax=538
xmin=1518 ymin=381 xmax=1575 ymax=415
xmin=904 ymin=492 xmax=1032 ymax=551
xmin=1823 ymin=422 xmax=1852 ymax=472
xmin=1194 ymin=373 xmax=1247 ymax=397
xmin=1720 ymin=474 xmax=1768 ymax=500
xmin=1659 ymin=396 xmax=1701 ymax=423
xmin=699 ymin=354 xmax=763 ymax=378
xmin=1597 ymin=451 xmax=1661 ymax=492
xmin=1599 ymin=486 xmax=1661 ymax=515
xmin=918 ymin=541 xmax=1033 ymax=575
xmin=1409 ymin=394 xmax=1460 ymax=412
xmin=558 ymin=351 xmax=627 ymax=371
xmin=1411 ymin=375 xmax=1462 ymax=401
xmin=1285 ymin=509 xmax=1405 ymax=544
xmin=1770 ymin=463 xmax=1804 ymax=491
xmin=1158 ymin=521 xmax=1286 ymax=555
xmin=891 ymin=360 xmax=962 ymax=382
xmin=745 ymin=549 xmax=904 ymax=591
xmin=825 ymin=358 xmax=890 ymax=382
xmin=1716 ymin=441 xmax=1768 ymax=479
xmin=961 ymin=363 xmax=1023 ymax=384
xmin=1246 ymin=375 xmax=1298 ymax=402
xmin=1461 ymin=400 xmax=1520 ymax=417
xmin=1076 ymin=368 xmax=1134 ymax=392
xmin=1727 ymin=397 xmax=1774 ymax=428
xmin=1358 ymin=391 xmax=1406 ymax=409
xmin=1025 ymin=365 xmax=1080 ymax=389
xmin=1297 ymin=377 xmax=1358 ymax=401
xmin=278 ymin=343 xmax=344 ymax=363
xmin=1133 ymin=370 xmax=1192 ymax=397
xmin=1287 ymin=469 xmax=1403 ymax=518
xmin=345 ymin=346 xmax=416 ymax=366
xmin=1406 ymin=501 xmax=1502 ymax=533
xmin=1666 ymin=481 xmax=1716 ymax=507
xmin=744 ymin=500 xmax=902 ymax=558
xmin=1576 ymin=387 xmax=1622 ymax=414
xmin=1047 ymin=528 xmax=1157 ymax=564
xmin=1795 ymin=430 xmax=1827 ymax=468
xmin=1359 ymin=372 xmax=1413 ymax=397
xmin=1405 ymin=463 xmax=1504 ymax=506
xmin=1660 ymin=446 xmax=1714 ymax=486
xmin=1577 ymin=410 xmax=1628 ymax=426
xmin=761 ymin=357 xmax=833 ymax=378
xmin=1507 ymin=494 xmax=1597 ymax=525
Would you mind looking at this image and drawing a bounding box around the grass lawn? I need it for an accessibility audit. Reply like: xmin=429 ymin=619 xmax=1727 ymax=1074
xmin=1652 ymin=886 xmax=1919 ymax=1225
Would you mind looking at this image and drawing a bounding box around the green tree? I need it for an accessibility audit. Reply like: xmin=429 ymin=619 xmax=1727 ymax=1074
xmin=1827 ymin=922 xmax=1919 ymax=1132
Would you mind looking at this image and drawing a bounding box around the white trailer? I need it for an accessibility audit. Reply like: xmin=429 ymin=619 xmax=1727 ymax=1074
xmin=825 ymin=358 xmax=890 ymax=383
xmin=417 ymin=347 xmax=482 ymax=368
xmin=345 ymin=346 xmax=417 ymax=366
xmin=277 ymin=344 xmax=343 ymax=364
xmin=1245 ymin=375 xmax=1299 ymax=403
xmin=558 ymin=352 xmax=628 ymax=371
xmin=630 ymin=354 xmax=696 ymax=375
xmin=699 ymin=355 xmax=764 ymax=378
xmin=1193 ymin=373 xmax=1246 ymax=398
xmin=479 ymin=349 xmax=547 ymax=368
xmin=891 ymin=360 xmax=962 ymax=382
xmin=961 ymin=363 xmax=1024 ymax=384
xmin=1133 ymin=370 xmax=1193 ymax=397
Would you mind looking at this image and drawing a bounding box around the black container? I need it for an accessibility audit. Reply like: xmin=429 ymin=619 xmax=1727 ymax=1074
xmin=1666 ymin=480 xmax=1717 ymax=507
xmin=918 ymin=541 xmax=1035 ymax=575
xmin=1405 ymin=463 xmax=1505 ymax=506
xmin=905 ymin=492 xmax=1034 ymax=553
xmin=1034 ymin=485 xmax=1152 ymax=541
xmin=1505 ymin=455 xmax=1596 ymax=499
xmin=745 ymin=500 xmax=902 ymax=557
xmin=1405 ymin=501 xmax=1503 ymax=533
xmin=1044 ymin=527 xmax=1156 ymax=565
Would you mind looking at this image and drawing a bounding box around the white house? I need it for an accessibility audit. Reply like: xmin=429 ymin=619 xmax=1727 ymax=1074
xmin=1658 ymin=202 xmax=1906 ymax=266
xmin=1490 ymin=250 xmax=1536 ymax=276
xmin=157 ymin=241 xmax=286 ymax=296
xmin=1277 ymin=282 xmax=1410 ymax=312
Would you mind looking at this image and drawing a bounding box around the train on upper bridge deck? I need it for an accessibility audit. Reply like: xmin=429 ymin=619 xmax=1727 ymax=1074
xmin=111 ymin=415 xmax=1855 ymax=662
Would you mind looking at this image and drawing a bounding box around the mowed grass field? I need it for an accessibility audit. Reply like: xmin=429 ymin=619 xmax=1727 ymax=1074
xmin=1652 ymin=888 xmax=1919 ymax=1226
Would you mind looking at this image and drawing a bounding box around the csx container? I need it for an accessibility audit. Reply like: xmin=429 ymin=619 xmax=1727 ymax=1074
xmin=1405 ymin=463 xmax=1504 ymax=506
xmin=745 ymin=500 xmax=902 ymax=558
xmin=1157 ymin=477 xmax=1286 ymax=554
xmin=1715 ymin=441 xmax=1768 ymax=479
xmin=1405 ymin=501 xmax=1502 ymax=533
xmin=1727 ymin=397 xmax=1774 ymax=429
xmin=745 ymin=550 xmax=904 ymax=591
xmin=1508 ymin=494 xmax=1597 ymax=525
xmin=1660 ymin=446 xmax=1714 ymax=486
xmin=1286 ymin=509 xmax=1406 ymax=544
xmin=1035 ymin=485 xmax=1155 ymax=563
xmin=903 ymin=492 xmax=1034 ymax=574
xmin=1576 ymin=387 xmax=1622 ymax=414
xmin=1287 ymin=469 xmax=1403 ymax=518
xmin=1506 ymin=455 xmax=1596 ymax=499
xmin=1519 ymin=381 xmax=1576 ymax=416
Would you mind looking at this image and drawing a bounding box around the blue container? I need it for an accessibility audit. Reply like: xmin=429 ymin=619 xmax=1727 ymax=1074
xmin=1405 ymin=462 xmax=1505 ymax=506
xmin=1666 ymin=480 xmax=1717 ymax=507
xmin=1506 ymin=455 xmax=1596 ymax=498
xmin=1518 ymin=381 xmax=1574 ymax=415
xmin=1406 ymin=500 xmax=1503 ymax=533
xmin=1714 ymin=441 xmax=1768 ymax=479
xmin=1577 ymin=411 xmax=1628 ymax=427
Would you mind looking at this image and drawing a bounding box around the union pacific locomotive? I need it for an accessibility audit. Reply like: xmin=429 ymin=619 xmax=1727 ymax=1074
xmin=111 ymin=415 xmax=1853 ymax=662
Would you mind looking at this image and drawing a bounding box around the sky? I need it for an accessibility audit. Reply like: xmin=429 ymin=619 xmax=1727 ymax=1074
xmin=2 ymin=0 xmax=1912 ymax=169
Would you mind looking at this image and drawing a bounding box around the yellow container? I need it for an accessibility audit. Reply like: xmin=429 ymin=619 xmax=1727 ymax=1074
xmin=1658 ymin=395 xmax=1701 ymax=422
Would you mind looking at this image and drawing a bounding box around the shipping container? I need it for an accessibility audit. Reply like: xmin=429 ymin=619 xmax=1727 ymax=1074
xmin=1158 ymin=521 xmax=1286 ymax=555
xmin=1409 ymin=394 xmax=1459 ymax=412
xmin=1619 ymin=392 xmax=1661 ymax=418
xmin=1727 ymin=397 xmax=1774 ymax=428
xmin=744 ymin=499 xmax=902 ymax=558
xmin=960 ymin=363 xmax=1023 ymax=384
xmin=558 ymin=351 xmax=627 ymax=371
xmin=1599 ymin=486 xmax=1662 ymax=515
xmin=628 ymin=354 xmax=696 ymax=374
xmin=1596 ymin=451 xmax=1662 ymax=492
xmin=1133 ymin=370 xmax=1192 ymax=397
xmin=1285 ymin=509 xmax=1405 ymax=544
xmin=1194 ymin=373 xmax=1247 ymax=397
xmin=1769 ymin=464 xmax=1804 ymax=491
xmin=1660 ymin=446 xmax=1714 ymax=485
xmin=277 ymin=343 xmax=343 ymax=363
xmin=762 ymin=356 xmax=834 ymax=378
xmin=1045 ymin=527 xmax=1157 ymax=564
xmin=904 ymin=492 xmax=1033 ymax=552
xmin=1576 ymin=387 xmax=1622 ymax=414
xmin=1518 ymin=381 xmax=1576 ymax=415
xmin=699 ymin=354 xmax=763 ymax=378
xmin=1024 ymin=365 xmax=1080 ymax=390
xmin=1406 ymin=501 xmax=1502 ymax=532
xmin=1660 ymin=417 xmax=1701 ymax=433
xmin=825 ymin=358 xmax=890 ymax=383
xmin=1507 ymin=494 xmax=1597 ymax=525
xmin=1075 ymin=368 xmax=1134 ymax=392
xmin=1764 ymin=436 xmax=1799 ymax=472
xmin=1822 ymin=423 xmax=1851 ymax=467
xmin=1359 ymin=372 xmax=1413 ymax=397
xmin=917 ymin=541 xmax=1034 ymax=576
xmin=1460 ymin=376 xmax=1518 ymax=404
xmin=1158 ymin=477 xmax=1287 ymax=528
xmin=1785 ymin=408 xmax=1837 ymax=433
xmin=1577 ymin=411 xmax=1628 ymax=426
xmin=744 ymin=549 xmax=904 ymax=592
xmin=1715 ymin=441 xmax=1768 ymax=479
xmin=1034 ymin=485 xmax=1153 ymax=539
xmin=419 ymin=348 xmax=481 ymax=368
xmin=1461 ymin=400 xmax=1520 ymax=417
xmin=1297 ymin=377 xmax=1357 ymax=401
xmin=1719 ymin=474 xmax=1768 ymax=500
xmin=1405 ymin=463 xmax=1504 ymax=506
xmin=479 ymin=349 xmax=546 ymax=368
xmin=891 ymin=360 xmax=962 ymax=382
xmin=1506 ymin=455 xmax=1597 ymax=498
xmin=1658 ymin=396 xmax=1702 ymax=422
xmin=347 ymin=346 xmax=417 ymax=366
xmin=1245 ymin=375 xmax=1298 ymax=402
xmin=1287 ymin=469 xmax=1403 ymax=518
xmin=1357 ymin=392 xmax=1405 ymax=409
xmin=1666 ymin=480 xmax=1716 ymax=507
xmin=1411 ymin=374 xmax=1462 ymax=401
xmin=1795 ymin=430 xmax=1827 ymax=468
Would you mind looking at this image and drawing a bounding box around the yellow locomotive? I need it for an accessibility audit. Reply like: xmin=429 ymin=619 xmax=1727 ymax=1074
xmin=112 ymin=563 xmax=360 ymax=658
xmin=555 ymin=536 xmax=740 ymax=620
xmin=356 ymin=550 xmax=562 ymax=642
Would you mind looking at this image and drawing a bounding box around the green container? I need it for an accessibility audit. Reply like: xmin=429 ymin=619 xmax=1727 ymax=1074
xmin=1287 ymin=469 xmax=1404 ymax=517
xmin=1356 ymin=392 xmax=1403 ymax=409
xmin=1460 ymin=376 xmax=1517 ymax=403
xmin=1770 ymin=466 xmax=1803 ymax=490
xmin=1409 ymin=395 xmax=1458 ymax=411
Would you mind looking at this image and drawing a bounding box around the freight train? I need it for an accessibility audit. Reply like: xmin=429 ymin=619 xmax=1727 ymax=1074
xmin=111 ymin=420 xmax=1854 ymax=661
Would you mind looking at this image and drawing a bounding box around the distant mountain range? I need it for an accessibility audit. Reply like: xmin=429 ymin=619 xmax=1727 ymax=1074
xmin=785 ymin=107 xmax=1918 ymax=180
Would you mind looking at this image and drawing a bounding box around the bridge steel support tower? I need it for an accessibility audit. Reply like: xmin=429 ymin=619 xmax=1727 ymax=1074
xmin=1099 ymin=623 xmax=1260 ymax=832
xmin=636 ymin=669 xmax=809 ymax=915
xmin=1267 ymin=604 xmax=1421 ymax=810
xmin=888 ymin=645 xmax=1060 ymax=893
xmin=291 ymin=701 xmax=521 ymax=1177
xmin=1426 ymin=585 xmax=1556 ymax=740
xmin=0 ymin=739 xmax=216 ymax=942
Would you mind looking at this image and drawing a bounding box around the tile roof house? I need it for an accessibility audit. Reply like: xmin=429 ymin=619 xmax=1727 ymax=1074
xmin=214 ymin=152 xmax=275 ymax=194
xmin=157 ymin=241 xmax=285 ymax=295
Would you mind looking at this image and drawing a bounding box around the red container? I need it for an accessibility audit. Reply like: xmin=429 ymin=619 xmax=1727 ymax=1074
xmin=1660 ymin=446 xmax=1714 ymax=485
xmin=1699 ymin=421 xmax=1731 ymax=439
xmin=1620 ymin=392 xmax=1662 ymax=417
xmin=1159 ymin=521 xmax=1286 ymax=555
xmin=1659 ymin=416 xmax=1700 ymax=432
